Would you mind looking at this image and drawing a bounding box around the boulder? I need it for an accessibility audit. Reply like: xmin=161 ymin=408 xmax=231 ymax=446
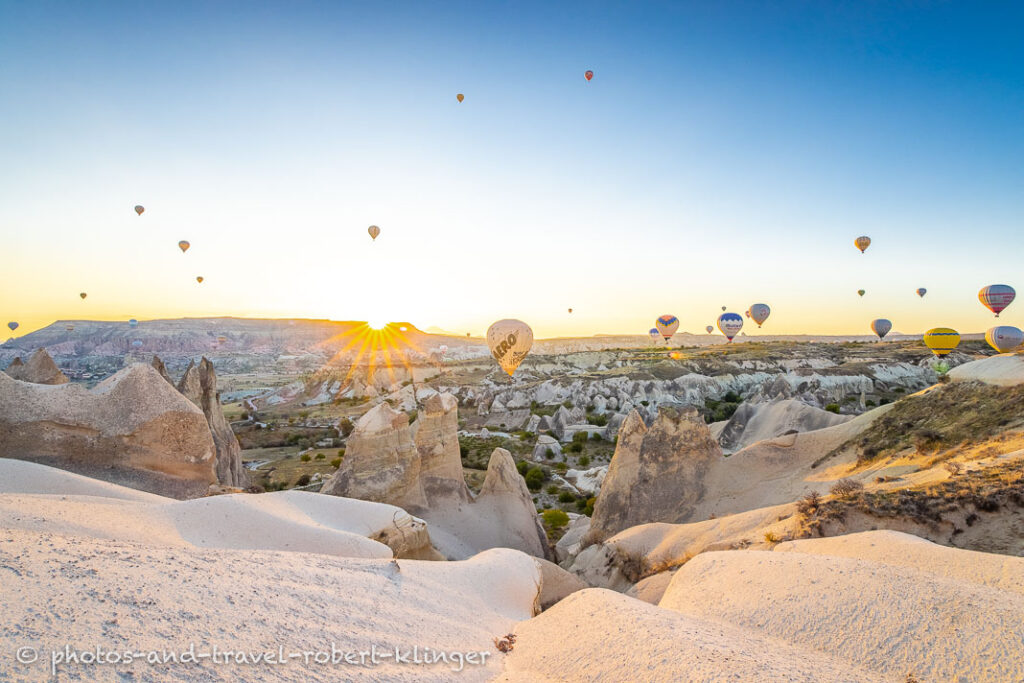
xmin=531 ymin=434 xmax=562 ymax=461
xmin=588 ymin=407 xmax=722 ymax=541
xmin=0 ymin=364 xmax=217 ymax=498
xmin=4 ymin=349 xmax=68 ymax=385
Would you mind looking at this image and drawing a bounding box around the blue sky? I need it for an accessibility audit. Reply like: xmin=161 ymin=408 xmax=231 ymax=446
xmin=1 ymin=1 xmax=1022 ymax=337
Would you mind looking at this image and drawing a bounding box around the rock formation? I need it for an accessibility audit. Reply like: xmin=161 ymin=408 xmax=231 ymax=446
xmin=174 ymin=358 xmax=248 ymax=488
xmin=587 ymin=407 xmax=722 ymax=541
xmin=411 ymin=393 xmax=470 ymax=504
xmin=3 ymin=349 xmax=68 ymax=385
xmin=716 ymin=398 xmax=852 ymax=453
xmin=150 ymin=355 xmax=174 ymax=384
xmin=0 ymin=364 xmax=217 ymax=498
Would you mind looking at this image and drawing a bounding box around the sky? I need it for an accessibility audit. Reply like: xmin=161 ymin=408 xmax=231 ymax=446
xmin=1 ymin=1 xmax=1022 ymax=339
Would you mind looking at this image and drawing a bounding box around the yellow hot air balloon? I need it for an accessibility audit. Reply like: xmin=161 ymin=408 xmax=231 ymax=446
xmin=134 ymin=205 xmax=145 ymax=216
xmin=79 ymin=292 xmax=87 ymax=300
xmin=854 ymin=236 xmax=871 ymax=253
xmin=368 ymin=225 xmax=380 ymax=241
xmin=178 ymin=240 xmax=190 ymax=253
xmin=923 ymin=328 xmax=960 ymax=357
xmin=456 ymin=93 xmax=464 ymax=103
xmin=486 ymin=319 xmax=534 ymax=376
xmin=196 ymin=276 xmax=204 ymax=283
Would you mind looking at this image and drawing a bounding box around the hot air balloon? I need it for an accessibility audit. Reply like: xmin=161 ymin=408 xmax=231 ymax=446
xmin=749 ymin=304 xmax=770 ymax=328
xmin=584 ymin=70 xmax=593 ymax=81
xmin=196 ymin=276 xmax=204 ymax=284
xmin=486 ymin=319 xmax=534 ymax=376
xmin=721 ymin=306 xmax=727 ymax=312
xmin=717 ymin=313 xmax=743 ymax=342
xmin=568 ymin=308 xmax=573 ymax=314
xmin=217 ymin=336 xmax=227 ymax=343
xmin=79 ymin=292 xmax=87 ymax=300
xmin=6 ymin=322 xmax=18 ymax=332
xmin=134 ymin=205 xmax=145 ymax=216
xmin=456 ymin=94 xmax=464 ymax=103
xmin=979 ymin=284 xmax=1015 ymax=317
xmin=368 ymin=225 xmax=380 ymax=241
xmin=986 ymin=326 xmax=1024 ymax=353
xmin=649 ymin=328 xmax=660 ymax=341
xmin=706 ymin=325 xmax=713 ymax=334
xmin=178 ymin=240 xmax=190 ymax=253
xmin=131 ymin=340 xmax=143 ymax=349
xmin=870 ymin=319 xmax=892 ymax=340
xmin=924 ymin=328 xmax=960 ymax=357
xmin=65 ymin=324 xmax=74 ymax=332
xmin=655 ymin=315 xmax=679 ymax=342
xmin=744 ymin=309 xmax=750 ymax=318
xmin=854 ymin=236 xmax=871 ymax=253
xmin=857 ymin=289 xmax=865 ymax=297
xmin=129 ymin=319 xmax=138 ymax=328
xmin=917 ymin=288 xmax=927 ymax=298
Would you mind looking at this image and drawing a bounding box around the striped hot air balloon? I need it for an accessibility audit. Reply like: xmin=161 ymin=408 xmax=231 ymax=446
xmin=979 ymin=284 xmax=1015 ymax=317
xmin=854 ymin=236 xmax=871 ymax=253
xmin=717 ymin=313 xmax=743 ymax=342
xmin=870 ymin=319 xmax=892 ymax=340
xmin=655 ymin=315 xmax=679 ymax=342
xmin=923 ymin=328 xmax=960 ymax=357
xmin=985 ymin=326 xmax=1023 ymax=354
xmin=749 ymin=304 xmax=770 ymax=328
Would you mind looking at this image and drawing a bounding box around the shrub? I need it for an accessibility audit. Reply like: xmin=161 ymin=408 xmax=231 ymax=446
xmin=763 ymin=531 xmax=781 ymax=544
xmin=524 ymin=466 xmax=545 ymax=491
xmin=554 ymin=462 xmax=568 ymax=473
xmin=562 ymin=400 xmax=574 ymax=409
xmin=339 ymin=417 xmax=355 ymax=437
xmin=572 ymin=431 xmax=589 ymax=444
xmin=566 ymin=442 xmax=583 ymax=453
xmin=796 ymin=491 xmax=821 ymax=516
xmin=589 ymin=414 xmax=608 ymax=427
xmin=546 ymin=485 xmax=560 ymax=495
xmin=330 ymin=457 xmax=342 ymax=468
xmin=544 ymin=447 xmax=554 ymax=458
xmin=459 ymin=444 xmax=469 ymax=458
xmin=315 ymin=453 xmax=325 ymax=460
xmin=590 ymin=432 xmax=603 ymax=441
xmin=295 ymin=474 xmax=312 ymax=487
xmin=914 ymin=429 xmax=944 ymax=454
xmin=541 ymin=509 xmax=570 ymax=529
xmin=558 ymin=491 xmax=575 ymax=503
xmin=300 ymin=453 xmax=311 ymax=462
xmin=516 ymin=461 xmax=529 ymax=476
xmin=578 ymin=455 xmax=591 ymax=467
xmin=824 ymin=403 xmax=840 ymax=414
xmin=584 ymin=497 xmax=596 ymax=516
xmin=830 ymin=478 xmax=864 ymax=497
xmin=337 ymin=448 xmax=346 ymax=457
xmin=944 ymin=461 xmax=963 ymax=476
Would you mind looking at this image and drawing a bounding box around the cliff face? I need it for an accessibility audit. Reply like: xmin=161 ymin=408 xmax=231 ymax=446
xmin=0 ymin=364 xmax=217 ymax=498
xmin=412 ymin=392 xmax=471 ymax=504
xmin=588 ymin=406 xmax=723 ymax=541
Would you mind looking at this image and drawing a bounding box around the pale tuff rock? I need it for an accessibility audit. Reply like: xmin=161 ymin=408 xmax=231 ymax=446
xmin=0 ymin=364 xmax=217 ymax=498
xmin=716 ymin=398 xmax=852 ymax=452
xmin=555 ymin=514 xmax=592 ymax=566
xmin=564 ymin=465 xmax=607 ymax=496
xmin=531 ymin=434 xmax=562 ymax=461
xmin=473 ymin=448 xmax=552 ymax=559
xmin=3 ymin=348 xmax=68 ymax=385
xmin=588 ymin=407 xmax=722 ymax=541
xmin=150 ymin=355 xmax=174 ymax=385
xmin=320 ymin=403 xmax=428 ymax=512
xmin=411 ymin=392 xmax=470 ymax=503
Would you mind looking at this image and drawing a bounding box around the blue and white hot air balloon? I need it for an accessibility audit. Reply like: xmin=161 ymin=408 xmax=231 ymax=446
xmin=717 ymin=313 xmax=743 ymax=342
xmin=655 ymin=315 xmax=679 ymax=343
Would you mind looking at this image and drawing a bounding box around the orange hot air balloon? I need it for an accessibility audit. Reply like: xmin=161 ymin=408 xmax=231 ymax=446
xmin=854 ymin=236 xmax=871 ymax=253
xmin=584 ymin=70 xmax=593 ymax=81
xmin=456 ymin=93 xmax=464 ymax=103
xmin=79 ymin=292 xmax=87 ymax=300
xmin=368 ymin=225 xmax=380 ymax=241
xmin=196 ymin=276 xmax=204 ymax=283
xmin=178 ymin=240 xmax=190 ymax=253
xmin=134 ymin=205 xmax=145 ymax=216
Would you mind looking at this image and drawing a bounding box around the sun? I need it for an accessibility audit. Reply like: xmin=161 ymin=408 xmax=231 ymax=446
xmin=366 ymin=317 xmax=388 ymax=330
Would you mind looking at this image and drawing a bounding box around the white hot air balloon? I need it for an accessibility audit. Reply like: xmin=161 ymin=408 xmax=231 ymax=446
xmin=986 ymin=326 xmax=1024 ymax=354
xmin=749 ymin=303 xmax=770 ymax=328
xmin=717 ymin=313 xmax=743 ymax=342
xmin=486 ymin=319 xmax=534 ymax=376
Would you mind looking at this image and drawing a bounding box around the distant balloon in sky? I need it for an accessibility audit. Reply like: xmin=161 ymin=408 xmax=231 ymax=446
xmin=985 ymin=326 xmax=1024 ymax=354
xmin=655 ymin=315 xmax=679 ymax=342
xmin=924 ymin=328 xmax=960 ymax=357
xmin=749 ymin=304 xmax=770 ymax=328
xmin=65 ymin=324 xmax=74 ymax=331
xmin=706 ymin=325 xmax=713 ymax=334
xmin=456 ymin=93 xmax=464 ymax=102
xmin=79 ymin=292 xmax=87 ymax=300
xmin=858 ymin=289 xmax=866 ymax=297
xmin=721 ymin=306 xmax=727 ymax=312
xmin=917 ymin=288 xmax=927 ymax=298
xmin=584 ymin=70 xmax=593 ymax=81
xmin=568 ymin=308 xmax=573 ymax=314
xmin=368 ymin=225 xmax=380 ymax=241
xmin=487 ymin=319 xmax=533 ymax=376
xmin=7 ymin=322 xmax=18 ymax=332
xmin=649 ymin=328 xmax=660 ymax=341
xmin=134 ymin=205 xmax=144 ymax=216
xmin=178 ymin=240 xmax=190 ymax=253
xmin=717 ymin=312 xmax=743 ymax=342
xmin=854 ymin=236 xmax=871 ymax=253
xmin=744 ymin=309 xmax=750 ymax=318
xmin=196 ymin=276 xmax=204 ymax=283
xmin=131 ymin=340 xmax=143 ymax=348
xmin=129 ymin=319 xmax=138 ymax=328
xmin=870 ymin=318 xmax=892 ymax=340
xmin=217 ymin=336 xmax=227 ymax=343
xmin=979 ymin=284 xmax=1015 ymax=317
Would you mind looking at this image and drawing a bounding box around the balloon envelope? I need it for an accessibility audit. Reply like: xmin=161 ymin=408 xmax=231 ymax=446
xmin=568 ymin=308 xmax=572 ymax=314
xmin=717 ymin=313 xmax=743 ymax=341
xmin=917 ymin=288 xmax=927 ymax=298
xmin=749 ymin=303 xmax=770 ymax=327
xmin=706 ymin=325 xmax=714 ymax=334
xmin=6 ymin=321 xmax=17 ymax=331
xmin=855 ymin=236 xmax=871 ymax=253
xmin=648 ymin=328 xmax=660 ymax=341
xmin=486 ymin=319 xmax=534 ymax=376
xmin=134 ymin=205 xmax=144 ymax=216
xmin=178 ymin=240 xmax=190 ymax=253
xmin=131 ymin=340 xmax=143 ymax=348
xmin=65 ymin=324 xmax=74 ymax=331
xmin=858 ymin=289 xmax=865 ymax=297
xmin=985 ymin=326 xmax=1024 ymax=353
xmin=979 ymin=284 xmax=1015 ymax=317
xmin=456 ymin=93 xmax=464 ymax=102
xmin=79 ymin=292 xmax=87 ymax=300
xmin=870 ymin=319 xmax=892 ymax=339
xmin=129 ymin=319 xmax=138 ymax=328
xmin=368 ymin=225 xmax=380 ymax=240
xmin=584 ymin=70 xmax=593 ymax=81
xmin=924 ymin=328 xmax=960 ymax=356
xmin=655 ymin=315 xmax=679 ymax=341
